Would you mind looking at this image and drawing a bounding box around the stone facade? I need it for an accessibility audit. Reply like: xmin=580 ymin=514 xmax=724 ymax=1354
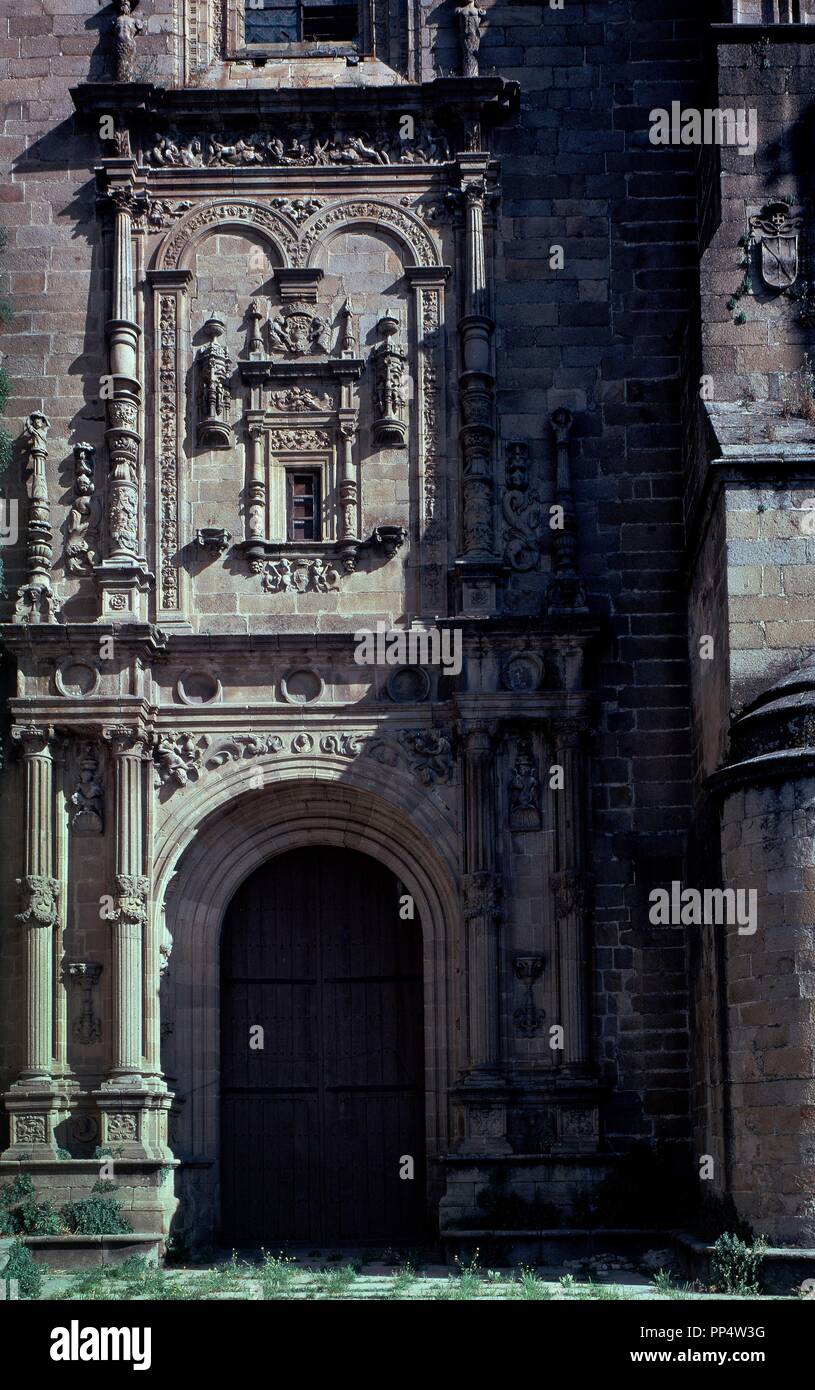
xmin=0 ymin=0 xmax=814 ymax=1261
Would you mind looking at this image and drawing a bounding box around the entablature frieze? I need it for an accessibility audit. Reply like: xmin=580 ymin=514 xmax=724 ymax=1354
xmin=72 ymin=78 xmax=520 ymax=173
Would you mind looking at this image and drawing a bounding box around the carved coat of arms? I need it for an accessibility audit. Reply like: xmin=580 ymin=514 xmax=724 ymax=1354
xmin=749 ymin=202 xmax=800 ymax=290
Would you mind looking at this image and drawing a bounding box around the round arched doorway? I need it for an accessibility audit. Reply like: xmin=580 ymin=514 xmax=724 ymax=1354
xmin=219 ymin=845 xmax=427 ymax=1246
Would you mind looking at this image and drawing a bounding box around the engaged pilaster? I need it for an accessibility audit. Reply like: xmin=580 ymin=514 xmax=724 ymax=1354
xmin=2 ymin=726 xmax=70 ymax=1155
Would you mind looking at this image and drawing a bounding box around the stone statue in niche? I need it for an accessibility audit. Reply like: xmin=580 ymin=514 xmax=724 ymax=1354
xmin=112 ymin=0 xmax=144 ymax=84
xmin=455 ymin=0 xmax=486 ymax=78
xmin=503 ymin=442 xmax=543 ymax=571
xmin=340 ymin=297 xmax=357 ymax=356
xmin=509 ymin=737 xmax=542 ymax=831
xmin=372 ymin=312 xmax=408 ymax=448
xmin=267 ymin=302 xmax=330 ymax=356
xmin=65 ymin=442 xmax=99 ymax=574
xmin=71 ymin=742 xmax=104 ymax=834
xmin=196 ymin=314 xmax=232 ymax=447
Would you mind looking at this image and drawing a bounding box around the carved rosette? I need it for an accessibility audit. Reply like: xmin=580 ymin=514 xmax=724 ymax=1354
xmin=16 ymin=875 xmax=61 ymax=929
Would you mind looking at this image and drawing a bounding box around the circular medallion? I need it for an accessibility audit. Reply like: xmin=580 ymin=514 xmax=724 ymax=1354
xmin=280 ymin=667 xmax=324 ymax=705
xmin=175 ymin=669 xmax=222 ymax=705
xmin=55 ymin=660 xmax=100 ymax=698
xmin=386 ymin=666 xmax=431 ymax=703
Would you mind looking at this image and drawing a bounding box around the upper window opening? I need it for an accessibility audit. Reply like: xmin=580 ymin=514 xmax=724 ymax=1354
xmin=245 ymin=0 xmax=358 ymax=46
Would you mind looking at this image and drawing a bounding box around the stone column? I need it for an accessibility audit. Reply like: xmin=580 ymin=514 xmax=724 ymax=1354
xmin=458 ymin=719 xmax=509 ymax=1151
xmin=245 ymin=416 xmax=266 ymax=554
xmin=452 ymin=166 xmax=501 ymax=614
xmin=96 ymin=171 xmax=149 ymax=619
xmin=103 ymin=727 xmax=147 ymax=1084
xmin=337 ymin=411 xmax=360 ymax=572
xmin=2 ymin=726 xmax=68 ymax=1155
xmin=14 ymin=412 xmax=59 ymax=624
xmin=460 ymin=721 xmax=503 ymax=1072
xmin=550 ymin=716 xmax=592 ymax=1073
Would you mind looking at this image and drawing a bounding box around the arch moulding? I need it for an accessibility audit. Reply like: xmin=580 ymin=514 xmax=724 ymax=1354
xmin=154 ymin=196 xmax=442 ymax=273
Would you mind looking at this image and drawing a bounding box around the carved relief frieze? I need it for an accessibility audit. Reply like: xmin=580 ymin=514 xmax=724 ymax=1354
xmin=67 ymin=962 xmax=103 ymax=1044
xmin=512 ymin=955 xmax=545 ymax=1036
xmin=503 ymin=442 xmax=543 ymax=572
xmin=147 ymin=727 xmax=456 ymax=790
xmin=158 ymin=294 xmax=180 ymax=610
xmin=270 ymin=386 xmax=331 ymax=412
xmin=151 ymin=731 xmax=211 ymax=787
xmin=71 ymin=741 xmax=104 ymax=834
xmin=65 ymin=442 xmax=99 ymax=575
xmin=133 ymin=197 xmax=193 ymax=233
xmin=254 ymin=556 xmax=342 ymax=594
xmin=398 ymin=728 xmax=454 ymax=785
xmin=14 ymin=1114 xmax=48 ymax=1145
xmin=269 ymin=197 xmax=324 ymax=225
xmin=146 ymin=125 xmax=451 ymax=171
xmin=267 ymin=427 xmax=332 ymax=451
xmin=508 ymin=736 xmax=542 ymax=831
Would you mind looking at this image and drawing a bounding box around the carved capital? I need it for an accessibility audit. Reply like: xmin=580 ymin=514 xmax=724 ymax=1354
xmin=551 ymin=868 xmax=589 ymax=920
xmin=463 ymin=870 xmax=502 ymax=920
xmin=16 ymin=875 xmax=61 ymax=928
xmin=113 ymin=874 xmax=149 ymax=928
xmin=103 ymin=725 xmax=148 ymax=758
xmin=11 ymin=725 xmax=54 ymax=757
xmin=458 ymin=718 xmax=498 ymax=755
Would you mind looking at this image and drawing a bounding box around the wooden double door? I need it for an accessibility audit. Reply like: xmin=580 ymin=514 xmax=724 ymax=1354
xmin=220 ymin=846 xmax=426 ymax=1246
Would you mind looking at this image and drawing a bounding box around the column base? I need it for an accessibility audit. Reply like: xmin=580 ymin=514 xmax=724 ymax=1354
xmin=93 ymin=560 xmax=153 ymax=621
xmin=1 ymin=1079 xmax=75 ymax=1158
xmin=93 ymin=1082 xmax=174 ymax=1161
xmin=455 ymin=1079 xmax=513 ymax=1155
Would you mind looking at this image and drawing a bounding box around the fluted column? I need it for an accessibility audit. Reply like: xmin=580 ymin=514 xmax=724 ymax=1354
xmin=551 ymin=716 xmax=592 ymax=1072
xmin=103 ymin=727 xmax=147 ymax=1083
xmin=12 ymin=727 xmax=58 ymax=1082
